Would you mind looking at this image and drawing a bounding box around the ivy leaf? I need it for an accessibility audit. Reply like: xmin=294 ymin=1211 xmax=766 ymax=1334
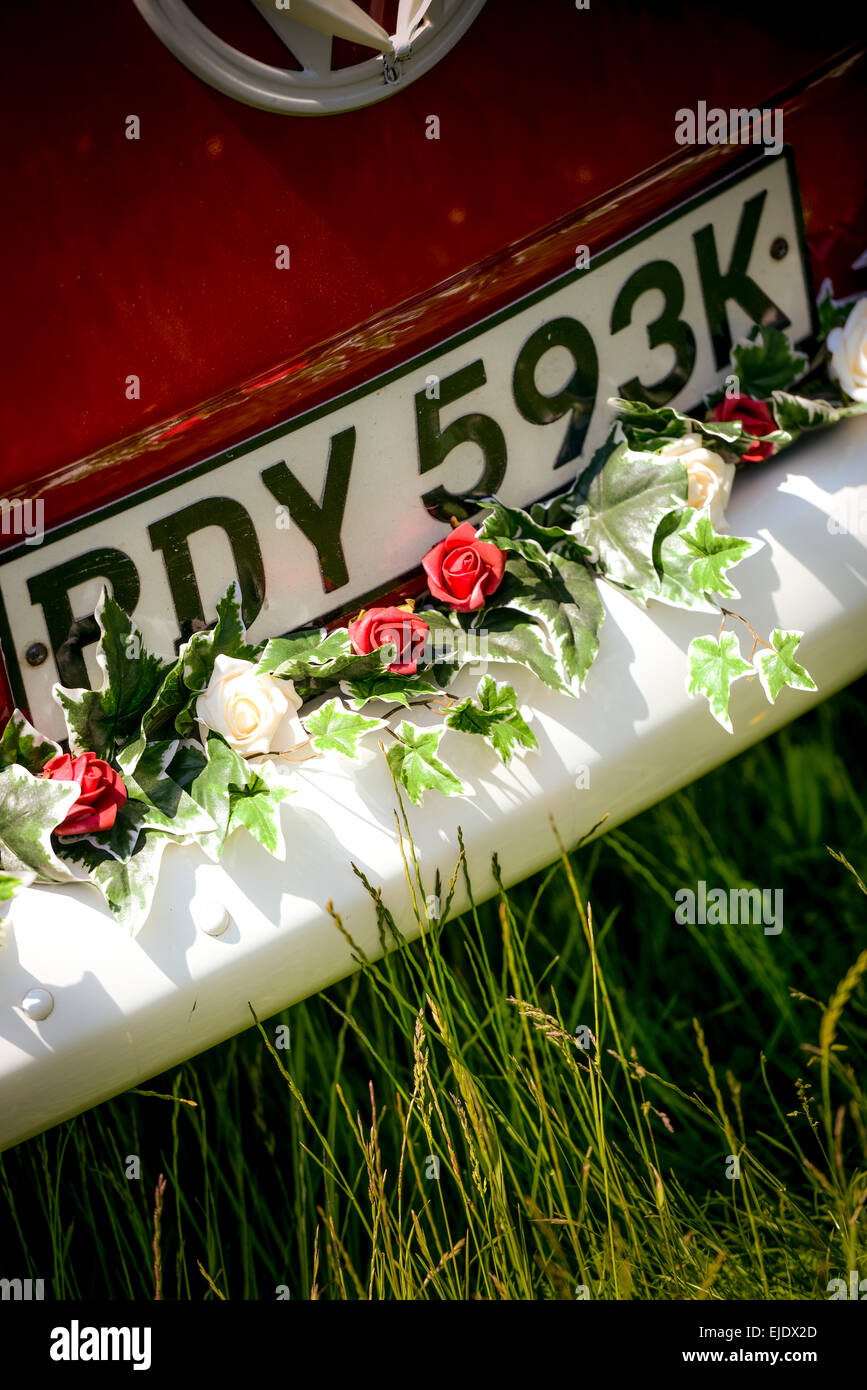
xmin=189 ymin=734 xmax=290 ymax=859
xmin=491 ymin=552 xmax=603 ymax=694
xmin=72 ymin=796 xmax=152 ymax=862
xmin=730 ymin=325 xmax=808 ymax=398
xmin=817 ymin=285 xmax=854 ymax=341
xmin=405 ymin=607 xmax=573 ymax=698
xmin=471 ymin=609 xmax=571 ymax=695
xmin=686 ymin=631 xmax=754 ymax=733
xmin=181 ymin=582 xmax=259 ymax=698
xmin=445 ymin=676 xmax=537 ymax=764
xmin=140 ymin=658 xmax=189 ymax=742
xmin=187 ymin=735 xmax=235 ymax=856
xmin=227 ymin=765 xmax=293 ymax=858
xmin=121 ymin=739 xmax=216 ymax=844
xmin=386 ymin=722 xmax=467 ymax=806
xmin=257 ymin=626 xmax=388 ymax=695
xmin=0 ymin=710 xmax=62 ymax=774
xmin=608 ymin=397 xmax=753 ymax=456
xmin=753 ymin=629 xmax=817 ymax=704
xmin=679 ymin=512 xmax=762 ymax=600
xmin=54 ymin=589 xmax=169 ymax=760
xmin=476 ymin=499 xmax=591 ymax=569
xmin=568 ymin=440 xmax=688 ymax=591
xmin=60 ymin=829 xmax=170 ymax=936
xmin=303 ymin=698 xmax=386 ymax=758
xmin=605 ymin=398 xmax=692 ymax=452
xmin=342 ymin=671 xmax=441 ymax=710
xmin=0 ymin=764 xmax=82 ymax=882
xmin=256 ymin=626 xmax=339 ymax=675
xmin=653 ymin=511 xmax=720 ymax=613
xmin=769 ymin=390 xmax=866 ymax=433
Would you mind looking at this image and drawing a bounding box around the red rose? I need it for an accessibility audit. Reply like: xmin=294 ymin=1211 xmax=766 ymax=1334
xmin=421 ymin=521 xmax=506 ymax=612
xmin=707 ymin=394 xmax=777 ymax=463
xmin=348 ymin=606 xmax=430 ymax=675
xmin=42 ymin=751 xmax=127 ymax=836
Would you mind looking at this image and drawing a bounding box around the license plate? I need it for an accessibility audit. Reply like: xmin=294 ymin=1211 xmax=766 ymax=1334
xmin=0 ymin=151 xmax=813 ymax=740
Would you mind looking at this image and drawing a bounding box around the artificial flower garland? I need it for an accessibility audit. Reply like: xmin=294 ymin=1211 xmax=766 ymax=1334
xmin=1 ymin=287 xmax=865 ymax=933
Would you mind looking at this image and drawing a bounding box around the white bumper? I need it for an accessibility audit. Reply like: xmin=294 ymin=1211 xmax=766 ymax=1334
xmin=1 ymin=417 xmax=865 ymax=1151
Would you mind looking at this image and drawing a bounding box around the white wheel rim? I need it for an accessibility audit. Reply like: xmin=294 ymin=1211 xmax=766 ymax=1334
xmin=132 ymin=0 xmax=487 ymax=115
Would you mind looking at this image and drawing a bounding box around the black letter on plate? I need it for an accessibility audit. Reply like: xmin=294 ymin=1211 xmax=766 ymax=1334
xmin=416 ymin=360 xmax=507 ymax=522
xmin=693 ymin=190 xmax=789 ymax=369
xmin=261 ymin=426 xmax=355 ymax=593
xmin=26 ymin=547 xmax=140 ymax=687
xmin=512 ymin=316 xmax=598 ymax=470
xmin=149 ymin=497 xmax=265 ymax=644
xmin=610 ymin=260 xmax=697 ymax=406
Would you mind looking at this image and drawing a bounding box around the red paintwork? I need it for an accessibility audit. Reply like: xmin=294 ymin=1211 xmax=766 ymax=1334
xmin=0 ymin=2 xmax=865 ymax=723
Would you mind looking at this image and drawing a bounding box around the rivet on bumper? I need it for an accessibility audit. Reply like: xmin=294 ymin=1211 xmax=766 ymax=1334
xmin=20 ymin=988 xmax=54 ymax=1021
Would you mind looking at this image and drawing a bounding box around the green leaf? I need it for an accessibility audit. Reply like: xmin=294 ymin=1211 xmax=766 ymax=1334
xmin=686 ymin=631 xmax=754 ymax=733
xmin=342 ymin=671 xmax=441 ymax=710
xmin=258 ymin=626 xmax=351 ymax=675
xmin=730 ymin=325 xmax=808 ymax=398
xmin=653 ymin=511 xmax=720 ymax=613
xmin=303 ymin=698 xmax=386 ymax=758
xmin=414 ymin=606 xmax=573 ymax=697
xmin=817 ymin=285 xmax=853 ymax=341
xmin=257 ymin=626 xmax=389 ymax=695
xmin=0 ymin=763 xmax=82 ymax=882
xmin=491 ymin=552 xmax=603 ymax=694
xmin=54 ymin=589 xmax=169 ymax=760
xmin=473 ymin=609 xmax=571 ymax=696
xmin=769 ymin=390 xmax=866 ymax=434
xmin=122 ymin=739 xmax=216 ymax=844
xmin=228 ymin=765 xmax=293 ymax=858
xmin=386 ymin=722 xmax=466 ymax=806
xmin=60 ymin=829 xmax=170 ymax=936
xmin=140 ymin=658 xmax=189 ymax=742
xmin=0 ymin=710 xmax=62 ymax=774
xmin=476 ymin=499 xmax=590 ymax=569
xmin=187 ymin=735 xmax=235 ymax=856
xmin=445 ymin=676 xmax=537 ymax=764
xmin=753 ymin=629 xmax=817 ymax=704
xmin=181 ymin=582 xmax=259 ymax=697
xmin=73 ymin=795 xmax=151 ymax=861
xmin=189 ymin=734 xmax=290 ymax=859
xmin=605 ymin=397 xmax=692 ymax=452
xmin=608 ymin=397 xmax=753 ymax=456
xmin=568 ymin=440 xmax=688 ymax=591
xmin=678 ymin=512 xmax=762 ymax=600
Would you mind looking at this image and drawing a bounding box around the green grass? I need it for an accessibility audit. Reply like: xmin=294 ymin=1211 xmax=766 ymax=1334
xmin=1 ymin=679 xmax=866 ymax=1300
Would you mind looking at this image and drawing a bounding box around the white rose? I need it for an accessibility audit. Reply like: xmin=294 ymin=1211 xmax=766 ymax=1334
xmin=196 ymin=654 xmax=305 ymax=757
xmin=827 ymin=297 xmax=867 ymax=403
xmin=657 ymin=433 xmax=735 ymax=530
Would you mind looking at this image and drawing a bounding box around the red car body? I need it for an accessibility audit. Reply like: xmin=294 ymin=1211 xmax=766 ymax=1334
xmin=1 ymin=0 xmax=865 ymax=725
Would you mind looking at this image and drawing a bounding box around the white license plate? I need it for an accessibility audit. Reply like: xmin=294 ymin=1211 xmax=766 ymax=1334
xmin=0 ymin=152 xmax=813 ymax=740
